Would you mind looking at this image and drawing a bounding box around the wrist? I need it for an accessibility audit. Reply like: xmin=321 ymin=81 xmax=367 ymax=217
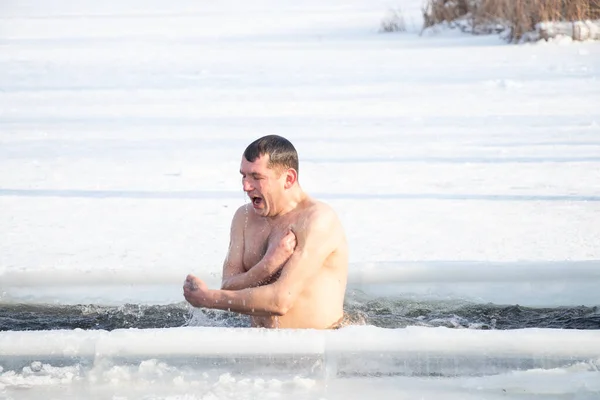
xmin=261 ymin=253 xmax=277 ymax=270
xmin=201 ymin=289 xmax=216 ymax=308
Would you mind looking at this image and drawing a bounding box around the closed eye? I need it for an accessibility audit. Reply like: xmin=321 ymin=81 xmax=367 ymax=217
xmin=240 ymin=169 xmax=265 ymax=181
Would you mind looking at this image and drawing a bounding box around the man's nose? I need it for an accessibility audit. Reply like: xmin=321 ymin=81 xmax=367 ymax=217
xmin=242 ymin=178 xmax=253 ymax=192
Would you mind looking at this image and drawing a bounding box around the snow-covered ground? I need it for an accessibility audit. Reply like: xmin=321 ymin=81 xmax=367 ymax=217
xmin=1 ymin=0 xmax=600 ymax=398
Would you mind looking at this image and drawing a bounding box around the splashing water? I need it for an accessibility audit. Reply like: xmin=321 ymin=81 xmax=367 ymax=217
xmin=243 ymin=191 xmax=249 ymax=232
xmin=1 ymin=297 xmax=598 ymax=331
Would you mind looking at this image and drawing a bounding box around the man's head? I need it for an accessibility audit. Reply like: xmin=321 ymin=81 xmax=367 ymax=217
xmin=240 ymin=135 xmax=300 ymax=217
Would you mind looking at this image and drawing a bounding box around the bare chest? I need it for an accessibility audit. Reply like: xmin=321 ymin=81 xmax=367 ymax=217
xmin=241 ymin=215 xmax=297 ymax=271
xmin=242 ymin=222 xmax=271 ymax=270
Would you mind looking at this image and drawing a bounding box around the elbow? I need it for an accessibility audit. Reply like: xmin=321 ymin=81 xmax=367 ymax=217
xmin=221 ymin=278 xmax=235 ymax=290
xmin=270 ymin=305 xmax=288 ymax=317
xmin=271 ymin=290 xmax=293 ymax=316
xmin=270 ymin=306 xmax=287 ymax=317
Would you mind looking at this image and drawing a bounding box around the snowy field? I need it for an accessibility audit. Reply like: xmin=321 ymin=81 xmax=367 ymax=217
xmin=1 ymin=0 xmax=600 ymax=398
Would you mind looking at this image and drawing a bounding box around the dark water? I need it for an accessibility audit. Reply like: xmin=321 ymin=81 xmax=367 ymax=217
xmin=1 ymin=291 xmax=599 ymax=331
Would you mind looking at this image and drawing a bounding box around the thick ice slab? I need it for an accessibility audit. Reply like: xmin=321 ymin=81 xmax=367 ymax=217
xmin=1 ymin=326 xmax=599 ymax=399
xmin=2 ymin=260 xmax=599 ymax=307
xmin=1 ymin=325 xmax=599 ymax=373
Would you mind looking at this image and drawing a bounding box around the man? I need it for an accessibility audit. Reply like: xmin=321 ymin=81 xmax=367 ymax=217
xmin=183 ymin=134 xmax=349 ymax=329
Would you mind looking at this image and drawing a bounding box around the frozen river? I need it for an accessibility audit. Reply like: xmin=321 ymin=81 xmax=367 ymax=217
xmin=1 ymin=0 xmax=600 ymax=398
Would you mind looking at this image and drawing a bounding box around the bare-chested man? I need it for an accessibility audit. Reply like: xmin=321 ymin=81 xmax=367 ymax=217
xmin=183 ymin=135 xmax=348 ymax=329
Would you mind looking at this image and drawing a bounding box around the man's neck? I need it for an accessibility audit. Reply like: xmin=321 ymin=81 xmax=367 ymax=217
xmin=270 ymin=187 xmax=306 ymax=219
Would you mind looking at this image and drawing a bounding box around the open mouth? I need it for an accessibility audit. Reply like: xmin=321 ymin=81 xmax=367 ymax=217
xmin=251 ymin=195 xmax=263 ymax=208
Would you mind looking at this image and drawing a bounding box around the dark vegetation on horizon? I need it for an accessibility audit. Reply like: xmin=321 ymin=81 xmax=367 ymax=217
xmin=421 ymin=0 xmax=600 ymax=42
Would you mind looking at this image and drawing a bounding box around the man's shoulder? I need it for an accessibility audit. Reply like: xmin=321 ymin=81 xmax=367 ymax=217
xmin=296 ymin=198 xmax=346 ymax=251
xmin=302 ymin=197 xmax=334 ymax=216
xmin=231 ymin=204 xmax=245 ymax=221
xmin=233 ymin=203 xmax=251 ymax=215
xmin=230 ymin=203 xmax=255 ymax=226
xmin=300 ymin=198 xmax=342 ymax=229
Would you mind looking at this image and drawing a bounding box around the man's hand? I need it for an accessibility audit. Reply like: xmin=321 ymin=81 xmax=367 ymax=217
xmin=264 ymin=229 xmax=297 ymax=269
xmin=219 ymin=229 xmax=295 ymax=291
xmin=183 ymin=274 xmax=210 ymax=308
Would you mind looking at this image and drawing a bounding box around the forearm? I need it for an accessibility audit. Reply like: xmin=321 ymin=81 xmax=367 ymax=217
xmin=221 ymin=258 xmax=281 ymax=290
xmin=204 ymin=285 xmax=287 ymax=317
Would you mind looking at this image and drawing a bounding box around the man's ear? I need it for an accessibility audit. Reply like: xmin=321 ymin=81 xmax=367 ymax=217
xmin=284 ymin=168 xmax=297 ymax=189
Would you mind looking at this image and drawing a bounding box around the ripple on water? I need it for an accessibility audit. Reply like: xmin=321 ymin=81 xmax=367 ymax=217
xmin=1 ymin=291 xmax=599 ymax=331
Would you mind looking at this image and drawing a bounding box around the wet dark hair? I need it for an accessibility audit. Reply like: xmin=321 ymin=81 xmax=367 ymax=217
xmin=243 ymin=135 xmax=299 ymax=175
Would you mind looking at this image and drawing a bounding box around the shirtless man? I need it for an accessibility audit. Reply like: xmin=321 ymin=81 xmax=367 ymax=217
xmin=183 ymin=135 xmax=348 ymax=329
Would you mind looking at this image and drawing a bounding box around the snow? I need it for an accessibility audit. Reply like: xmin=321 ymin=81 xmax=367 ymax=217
xmin=1 ymin=0 xmax=600 ymax=398
xmin=535 ymin=20 xmax=600 ymax=42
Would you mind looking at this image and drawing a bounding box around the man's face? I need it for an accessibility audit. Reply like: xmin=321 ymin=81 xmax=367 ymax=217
xmin=240 ymin=154 xmax=286 ymax=217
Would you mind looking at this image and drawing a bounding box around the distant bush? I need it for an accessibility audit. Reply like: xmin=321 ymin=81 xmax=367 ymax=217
xmin=380 ymin=8 xmax=407 ymax=33
xmin=421 ymin=0 xmax=600 ymax=42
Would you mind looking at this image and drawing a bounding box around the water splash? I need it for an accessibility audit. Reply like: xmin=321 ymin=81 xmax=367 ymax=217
xmin=243 ymin=191 xmax=249 ymax=232
xmin=2 ymin=295 xmax=598 ymax=331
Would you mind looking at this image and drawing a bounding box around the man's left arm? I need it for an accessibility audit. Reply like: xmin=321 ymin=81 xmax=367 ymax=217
xmin=183 ymin=206 xmax=339 ymax=316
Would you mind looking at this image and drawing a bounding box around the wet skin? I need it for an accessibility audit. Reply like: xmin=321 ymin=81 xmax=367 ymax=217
xmin=183 ymin=154 xmax=348 ymax=329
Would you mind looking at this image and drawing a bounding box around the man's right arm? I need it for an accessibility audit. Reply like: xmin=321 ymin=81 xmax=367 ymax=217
xmin=184 ymin=204 xmax=341 ymax=317
xmin=222 ymin=258 xmax=280 ymax=290
xmin=220 ymin=206 xmax=294 ymax=291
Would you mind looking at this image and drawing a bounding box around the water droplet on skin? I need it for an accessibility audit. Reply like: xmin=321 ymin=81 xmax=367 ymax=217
xmin=228 ymin=300 xmax=232 ymax=304
xmin=243 ymin=194 xmax=249 ymax=231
